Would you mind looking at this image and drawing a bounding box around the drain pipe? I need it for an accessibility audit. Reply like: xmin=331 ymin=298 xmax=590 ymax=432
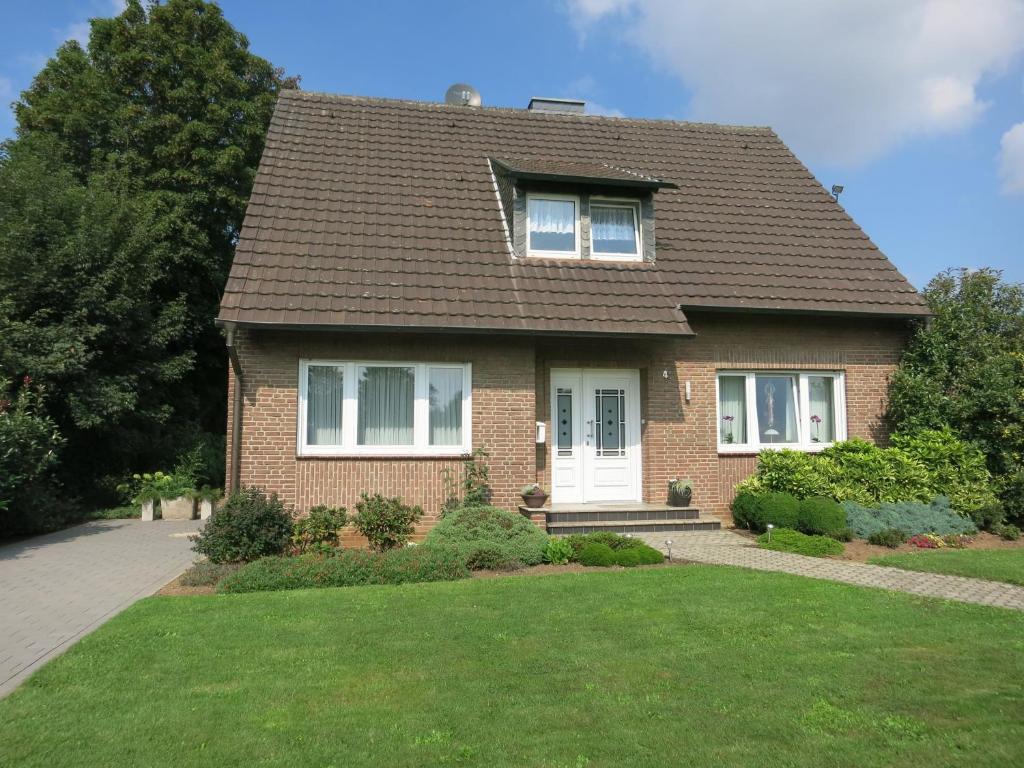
xmin=224 ymin=324 xmax=243 ymax=493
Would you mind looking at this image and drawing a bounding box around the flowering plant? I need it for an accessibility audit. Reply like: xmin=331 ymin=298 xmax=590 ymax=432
xmin=810 ymin=414 xmax=822 ymax=442
xmin=722 ymin=414 xmax=735 ymax=443
xmin=942 ymin=533 xmax=973 ymax=549
xmin=908 ymin=533 xmax=945 ymax=549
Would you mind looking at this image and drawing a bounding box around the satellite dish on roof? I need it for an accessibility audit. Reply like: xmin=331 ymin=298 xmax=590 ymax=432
xmin=445 ymin=83 xmax=481 ymax=107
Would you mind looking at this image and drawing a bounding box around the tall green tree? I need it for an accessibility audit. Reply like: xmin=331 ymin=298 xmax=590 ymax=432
xmin=4 ymin=0 xmax=296 ymax=512
xmin=888 ymin=268 xmax=1024 ymax=521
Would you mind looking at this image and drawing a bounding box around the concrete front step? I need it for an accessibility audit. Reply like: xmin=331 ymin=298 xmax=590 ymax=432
xmin=546 ymin=507 xmax=701 ymax=523
xmin=547 ymin=517 xmax=723 ymax=535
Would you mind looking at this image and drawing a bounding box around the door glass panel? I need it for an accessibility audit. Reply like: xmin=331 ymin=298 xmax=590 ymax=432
xmin=594 ymin=388 xmax=625 ymax=456
xmin=755 ymin=375 xmax=798 ymax=444
xmin=556 ymin=388 xmax=573 ymax=456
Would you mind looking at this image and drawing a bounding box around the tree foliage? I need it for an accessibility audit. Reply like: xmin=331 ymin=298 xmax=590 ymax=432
xmin=1 ymin=0 xmax=295 ymax=528
xmin=888 ymin=268 xmax=1024 ymax=521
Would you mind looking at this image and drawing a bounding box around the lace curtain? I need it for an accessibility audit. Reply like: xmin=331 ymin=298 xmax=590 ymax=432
xmin=718 ymin=375 xmax=747 ymax=444
xmin=429 ymin=368 xmax=463 ymax=446
xmin=592 ymin=205 xmax=637 ymax=253
xmin=808 ymin=376 xmax=835 ymax=443
xmin=357 ymin=366 xmax=415 ymax=445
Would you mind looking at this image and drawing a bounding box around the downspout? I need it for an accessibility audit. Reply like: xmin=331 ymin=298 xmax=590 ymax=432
xmin=225 ymin=324 xmax=243 ymax=493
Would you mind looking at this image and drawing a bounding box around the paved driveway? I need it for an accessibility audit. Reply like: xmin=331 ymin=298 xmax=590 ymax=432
xmin=0 ymin=519 xmax=200 ymax=697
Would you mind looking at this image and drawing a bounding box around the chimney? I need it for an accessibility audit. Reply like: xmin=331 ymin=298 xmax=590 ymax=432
xmin=527 ymin=97 xmax=585 ymax=115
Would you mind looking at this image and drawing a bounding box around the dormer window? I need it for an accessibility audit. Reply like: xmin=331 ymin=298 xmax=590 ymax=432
xmin=591 ymin=200 xmax=641 ymax=261
xmin=527 ymin=194 xmax=580 ymax=258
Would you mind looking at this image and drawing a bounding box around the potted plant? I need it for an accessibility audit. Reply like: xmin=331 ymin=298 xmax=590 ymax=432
xmin=520 ymin=483 xmax=549 ymax=509
xmin=120 ymin=472 xmax=173 ymax=521
xmin=668 ymin=478 xmax=693 ymax=507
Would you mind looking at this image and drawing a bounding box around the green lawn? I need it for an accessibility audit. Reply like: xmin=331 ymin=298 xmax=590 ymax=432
xmin=870 ymin=548 xmax=1024 ymax=586
xmin=2 ymin=567 xmax=1023 ymax=768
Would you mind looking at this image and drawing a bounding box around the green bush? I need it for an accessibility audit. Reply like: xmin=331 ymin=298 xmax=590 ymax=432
xmin=564 ymin=532 xmax=660 ymax=561
xmin=423 ymin=504 xmax=548 ymax=566
xmin=757 ymin=529 xmax=843 ymax=557
xmin=867 ymin=528 xmax=907 ymax=548
xmin=757 ymin=492 xmax=800 ymax=531
xmin=971 ymin=502 xmax=1005 ymax=532
xmin=191 ymin=487 xmax=292 ymax=563
xmin=352 ymin=493 xmax=422 ymax=551
xmin=178 ymin=560 xmax=243 ymax=587
xmin=842 ymin=496 xmax=977 ymax=539
xmin=544 ymin=537 xmax=574 ymax=565
xmin=730 ymin=491 xmax=761 ymax=530
xmin=797 ymin=496 xmax=846 ymax=536
xmin=291 ymin=505 xmax=347 ymax=555
xmin=735 ymin=430 xmax=997 ymax=518
xmin=615 ymin=549 xmax=642 ymax=567
xmin=830 ymin=527 xmax=855 ymax=542
xmin=578 ymin=542 xmax=617 ymax=567
xmin=218 ymin=547 xmax=471 ymax=593
xmin=633 ymin=544 xmax=666 ymax=565
xmin=434 ymin=542 xmax=521 ymax=571
xmin=993 ymin=523 xmax=1021 ymax=541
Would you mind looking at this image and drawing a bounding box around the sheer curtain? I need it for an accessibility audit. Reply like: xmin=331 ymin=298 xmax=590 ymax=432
xmin=592 ymin=205 xmax=637 ymax=253
xmin=429 ymin=368 xmax=463 ymax=446
xmin=528 ymin=198 xmax=575 ymax=251
xmin=357 ymin=366 xmax=414 ymax=445
xmin=755 ymin=375 xmax=798 ymax=444
xmin=718 ymin=375 xmax=747 ymax=444
xmin=307 ymin=365 xmax=343 ymax=445
xmin=808 ymin=376 xmax=835 ymax=443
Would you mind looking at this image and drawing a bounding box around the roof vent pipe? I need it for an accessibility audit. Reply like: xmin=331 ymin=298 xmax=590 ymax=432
xmin=527 ymin=97 xmax=585 ymax=114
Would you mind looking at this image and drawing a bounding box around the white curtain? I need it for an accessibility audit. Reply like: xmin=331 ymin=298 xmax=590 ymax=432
xmin=808 ymin=376 xmax=835 ymax=443
xmin=529 ymin=198 xmax=575 ymax=233
xmin=756 ymin=375 xmax=798 ymax=444
xmin=592 ymin=205 xmax=637 ymax=253
xmin=357 ymin=366 xmax=414 ymax=445
xmin=718 ymin=376 xmax=747 ymax=444
xmin=429 ymin=368 xmax=463 ymax=446
xmin=307 ymin=365 xmax=343 ymax=445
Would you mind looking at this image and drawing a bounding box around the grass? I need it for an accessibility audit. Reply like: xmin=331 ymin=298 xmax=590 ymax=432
xmin=2 ymin=566 xmax=1023 ymax=767
xmin=83 ymin=505 xmax=140 ymax=521
xmin=870 ymin=548 xmax=1024 ymax=586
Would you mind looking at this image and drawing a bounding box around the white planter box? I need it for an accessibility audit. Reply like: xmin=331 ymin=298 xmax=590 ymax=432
xmin=160 ymin=496 xmax=195 ymax=521
xmin=141 ymin=500 xmax=155 ymax=522
xmin=199 ymin=499 xmax=213 ymax=520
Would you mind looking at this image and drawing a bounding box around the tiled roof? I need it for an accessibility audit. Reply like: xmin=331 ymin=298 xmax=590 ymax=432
xmin=490 ymin=157 xmax=676 ymax=189
xmin=218 ymin=91 xmax=927 ymax=334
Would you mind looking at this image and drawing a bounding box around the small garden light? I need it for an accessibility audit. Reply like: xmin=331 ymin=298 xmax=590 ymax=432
xmin=664 ymin=539 xmax=673 ymax=560
xmin=766 ymin=524 xmax=774 ymax=542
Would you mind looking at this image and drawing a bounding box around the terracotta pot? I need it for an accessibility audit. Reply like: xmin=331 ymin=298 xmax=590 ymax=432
xmin=521 ymin=492 xmax=549 ymax=509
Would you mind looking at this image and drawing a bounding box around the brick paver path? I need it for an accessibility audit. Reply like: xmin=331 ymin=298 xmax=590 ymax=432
xmin=0 ymin=519 xmax=200 ymax=697
xmin=636 ymin=530 xmax=1024 ymax=611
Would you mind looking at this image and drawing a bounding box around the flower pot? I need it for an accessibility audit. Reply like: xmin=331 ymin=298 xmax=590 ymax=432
xmin=160 ymin=496 xmax=195 ymax=521
xmin=140 ymin=499 xmax=155 ymax=522
xmin=521 ymin=492 xmax=549 ymax=509
xmin=669 ymin=487 xmax=692 ymax=507
xmin=199 ymin=499 xmax=213 ymax=520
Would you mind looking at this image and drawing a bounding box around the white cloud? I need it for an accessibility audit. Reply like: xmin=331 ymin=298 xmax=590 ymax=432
xmin=0 ymin=76 xmax=12 ymax=99
xmin=60 ymin=21 xmax=91 ymax=47
xmin=998 ymin=122 xmax=1024 ymax=194
xmin=568 ymin=0 xmax=1024 ymax=166
xmin=587 ymin=101 xmax=626 ymax=117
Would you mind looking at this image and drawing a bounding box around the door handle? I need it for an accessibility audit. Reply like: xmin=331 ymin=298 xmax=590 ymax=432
xmin=586 ymin=419 xmax=594 ymax=444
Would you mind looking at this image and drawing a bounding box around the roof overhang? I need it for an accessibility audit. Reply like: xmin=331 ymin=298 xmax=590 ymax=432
xmin=678 ymin=303 xmax=932 ymax=320
xmin=490 ymin=157 xmax=678 ymax=191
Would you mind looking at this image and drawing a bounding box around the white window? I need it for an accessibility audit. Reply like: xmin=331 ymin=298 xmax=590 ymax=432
xmin=716 ymin=371 xmax=846 ymax=452
xmin=298 ymin=360 xmax=472 ymax=456
xmin=527 ymin=194 xmax=580 ymax=258
xmin=591 ymin=201 xmax=641 ymax=260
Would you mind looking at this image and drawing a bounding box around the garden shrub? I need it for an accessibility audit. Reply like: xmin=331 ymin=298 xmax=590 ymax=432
xmin=632 ymin=544 xmax=666 ymax=565
xmin=842 ymin=496 xmax=976 ymax=539
xmin=179 ymin=560 xmax=243 ymax=587
xmin=756 ymin=492 xmax=800 ymax=531
xmin=423 ymin=504 xmax=548 ymax=566
xmin=735 ymin=430 xmax=996 ymax=518
xmin=867 ymin=528 xmax=907 ymax=548
xmin=352 ymin=493 xmax=422 ymax=551
xmin=578 ymin=542 xmax=617 ymax=567
xmin=435 ymin=542 xmax=521 ymax=571
xmin=730 ymin=491 xmax=761 ymax=530
xmin=615 ymin=549 xmax=642 ymax=567
xmin=291 ymin=505 xmax=347 ymax=555
xmin=218 ymin=547 xmax=470 ymax=593
xmin=544 ymin=537 xmax=574 ymax=565
xmin=830 ymin=527 xmax=855 ymax=542
xmin=970 ymin=502 xmax=1005 ymax=532
xmin=796 ymin=496 xmax=846 ymax=536
xmin=564 ymin=532 xmax=662 ymax=564
xmin=993 ymin=522 xmax=1021 ymax=541
xmin=757 ymin=529 xmax=843 ymax=557
xmin=191 ymin=487 xmax=292 ymax=563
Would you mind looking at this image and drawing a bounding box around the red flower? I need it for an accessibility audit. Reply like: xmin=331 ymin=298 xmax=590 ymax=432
xmin=722 ymin=415 xmax=734 ymax=422
xmin=22 ymin=375 xmax=33 ymax=387
xmin=810 ymin=415 xmax=822 ymax=424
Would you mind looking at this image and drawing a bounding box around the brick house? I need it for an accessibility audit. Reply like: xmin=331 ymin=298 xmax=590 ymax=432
xmin=217 ymin=89 xmax=927 ymax=537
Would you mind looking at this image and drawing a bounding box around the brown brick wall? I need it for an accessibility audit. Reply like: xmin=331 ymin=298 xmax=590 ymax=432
xmin=226 ymin=312 xmax=908 ymax=534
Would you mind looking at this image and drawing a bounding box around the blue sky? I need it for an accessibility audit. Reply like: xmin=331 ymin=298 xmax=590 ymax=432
xmin=2 ymin=0 xmax=1022 ymax=288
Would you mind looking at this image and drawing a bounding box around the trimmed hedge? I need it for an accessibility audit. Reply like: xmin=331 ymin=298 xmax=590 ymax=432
xmin=578 ymin=543 xmax=617 ymax=567
xmin=217 ymin=547 xmax=470 ymax=593
xmin=423 ymin=505 xmax=549 ymax=567
xmin=757 ymin=529 xmax=843 ymax=557
xmin=732 ymin=491 xmax=799 ymax=532
xmin=796 ymin=496 xmax=846 ymax=536
xmin=842 ymin=496 xmax=977 ymax=539
xmin=565 ymin=532 xmax=664 ymax=565
xmin=735 ymin=428 xmax=996 ymax=518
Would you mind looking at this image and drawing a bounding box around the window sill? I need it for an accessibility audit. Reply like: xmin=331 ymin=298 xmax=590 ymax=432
xmin=717 ymin=443 xmax=835 ymax=455
xmin=297 ymin=451 xmax=471 ymax=460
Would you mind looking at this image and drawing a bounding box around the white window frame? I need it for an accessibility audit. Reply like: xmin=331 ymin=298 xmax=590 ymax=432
xmin=526 ymin=192 xmax=581 ymax=259
xmin=297 ymin=360 xmax=472 ymax=457
xmin=715 ymin=370 xmax=847 ymax=454
xmin=589 ymin=198 xmax=642 ymax=262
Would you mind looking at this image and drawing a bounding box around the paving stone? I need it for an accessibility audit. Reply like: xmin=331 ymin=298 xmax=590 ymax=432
xmin=0 ymin=519 xmax=200 ymax=697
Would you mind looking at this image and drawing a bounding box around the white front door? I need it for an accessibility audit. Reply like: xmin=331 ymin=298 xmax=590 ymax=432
xmin=550 ymin=369 xmax=641 ymax=504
